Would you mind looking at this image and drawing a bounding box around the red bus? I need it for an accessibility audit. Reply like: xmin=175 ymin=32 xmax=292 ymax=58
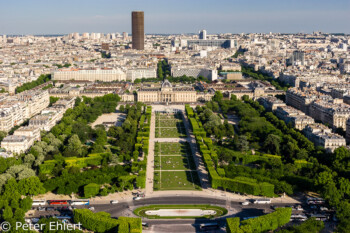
xmin=48 ymin=200 xmax=68 ymax=205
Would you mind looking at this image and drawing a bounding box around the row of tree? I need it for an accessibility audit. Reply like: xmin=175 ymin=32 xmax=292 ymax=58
xmin=208 ymin=92 xmax=350 ymax=231
xmin=15 ymin=74 xmax=51 ymax=93
xmin=241 ymin=65 xmax=289 ymax=91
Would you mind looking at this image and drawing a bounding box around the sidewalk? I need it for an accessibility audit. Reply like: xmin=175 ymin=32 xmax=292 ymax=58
xmin=182 ymin=112 xmax=210 ymax=189
xmin=145 ymin=112 xmax=156 ymax=196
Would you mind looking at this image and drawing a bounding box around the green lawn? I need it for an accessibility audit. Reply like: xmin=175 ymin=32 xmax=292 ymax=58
xmin=154 ymin=156 xmax=196 ymax=170
xmin=155 ymin=142 xmax=191 ymax=156
xmin=155 ymin=127 xmax=186 ymax=138
xmin=158 ymin=120 xmax=184 ymax=128
xmin=155 ymin=113 xmax=186 ymax=138
xmin=154 ymin=171 xmax=201 ymax=190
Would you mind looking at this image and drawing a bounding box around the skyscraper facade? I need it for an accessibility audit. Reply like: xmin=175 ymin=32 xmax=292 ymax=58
xmin=132 ymin=11 xmax=144 ymax=50
xmin=199 ymin=30 xmax=207 ymax=40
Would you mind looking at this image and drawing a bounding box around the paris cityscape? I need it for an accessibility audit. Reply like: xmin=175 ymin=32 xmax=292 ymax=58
xmin=0 ymin=0 xmax=349 ymax=232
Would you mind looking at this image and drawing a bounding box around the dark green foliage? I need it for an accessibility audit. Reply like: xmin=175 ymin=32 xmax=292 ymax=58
xmin=226 ymin=208 xmax=292 ymax=233
xmin=241 ymin=65 xmax=289 ymax=90
xmin=43 ymin=165 xmax=132 ymax=195
xmin=84 ymin=183 xmax=100 ymax=198
xmin=73 ymin=209 xmax=141 ymax=233
xmin=16 ymin=74 xmax=51 ymax=93
xmin=279 ymin=217 xmax=324 ymax=233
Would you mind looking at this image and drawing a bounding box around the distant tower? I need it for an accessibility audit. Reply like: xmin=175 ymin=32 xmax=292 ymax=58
xmin=132 ymin=11 xmax=144 ymax=50
xmin=199 ymin=30 xmax=207 ymax=40
xmin=123 ymin=32 xmax=128 ymax=41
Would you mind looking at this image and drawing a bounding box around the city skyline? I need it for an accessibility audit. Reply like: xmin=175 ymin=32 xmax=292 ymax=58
xmin=0 ymin=0 xmax=349 ymax=35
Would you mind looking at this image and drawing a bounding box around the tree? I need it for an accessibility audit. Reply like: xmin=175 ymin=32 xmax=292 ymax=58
xmin=263 ymin=134 xmax=281 ymax=155
xmin=134 ymin=78 xmax=141 ymax=84
xmin=0 ymin=130 xmax=7 ymax=142
xmin=213 ymin=91 xmax=223 ymax=102
xmin=236 ymin=135 xmax=249 ymax=152
xmin=6 ymin=165 xmax=35 ymax=180
xmin=296 ymin=149 xmax=308 ymax=160
xmin=338 ymin=177 xmax=350 ymax=197
xmin=20 ymin=196 xmax=33 ymax=211
xmin=18 ymin=176 xmax=46 ymax=195
xmin=119 ymin=105 xmax=125 ymax=113
xmin=2 ymin=206 xmax=13 ymax=220
xmin=315 ymin=171 xmax=334 ymax=187
xmin=24 ymin=154 xmax=35 ymax=166
xmin=14 ymin=208 xmax=26 ymax=221
xmin=34 ymin=154 xmax=45 ymax=166
xmin=66 ymin=134 xmax=83 ymax=156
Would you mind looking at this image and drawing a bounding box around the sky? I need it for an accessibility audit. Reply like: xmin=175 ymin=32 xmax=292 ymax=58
xmin=0 ymin=0 xmax=349 ymax=35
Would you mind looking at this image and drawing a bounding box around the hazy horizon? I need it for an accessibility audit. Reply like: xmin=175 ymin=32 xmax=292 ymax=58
xmin=0 ymin=0 xmax=349 ymax=35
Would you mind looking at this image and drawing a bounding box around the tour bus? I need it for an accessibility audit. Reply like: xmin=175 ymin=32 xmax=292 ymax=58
xmin=32 ymin=200 xmax=47 ymax=206
xmin=199 ymin=222 xmax=220 ymax=231
xmin=70 ymin=200 xmax=90 ymax=206
xmin=47 ymin=200 xmax=69 ymax=205
xmin=253 ymin=198 xmax=271 ymax=204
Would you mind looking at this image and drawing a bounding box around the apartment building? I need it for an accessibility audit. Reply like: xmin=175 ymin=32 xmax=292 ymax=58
xmin=126 ymin=68 xmax=156 ymax=82
xmin=52 ymin=68 xmax=126 ymax=82
xmin=275 ymin=106 xmax=314 ymax=130
xmin=258 ymin=96 xmax=286 ymax=111
xmin=303 ymin=124 xmax=346 ymax=152
xmin=286 ymin=88 xmax=332 ymax=115
xmin=171 ymin=66 xmax=218 ymax=81
xmin=18 ymin=89 xmax=50 ymax=117
xmin=1 ymin=135 xmax=33 ymax=154
xmin=309 ymin=100 xmax=350 ymax=130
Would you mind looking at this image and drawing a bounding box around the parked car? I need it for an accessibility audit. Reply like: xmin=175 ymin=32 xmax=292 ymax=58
xmin=46 ymin=207 xmax=55 ymax=211
xmin=110 ymin=200 xmax=119 ymax=204
xmin=38 ymin=207 xmax=45 ymax=211
xmin=133 ymin=197 xmax=142 ymax=201
xmin=88 ymin=207 xmax=95 ymax=211
xmin=320 ymin=207 xmax=329 ymax=211
xmin=294 ymin=205 xmax=303 ymax=211
xmin=241 ymin=201 xmax=250 ymax=206
xmin=31 ymin=218 xmax=40 ymax=223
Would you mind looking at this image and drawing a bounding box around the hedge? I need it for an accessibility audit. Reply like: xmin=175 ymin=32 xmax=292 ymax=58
xmin=240 ymin=207 xmax=292 ymax=233
xmin=39 ymin=153 xmax=107 ymax=173
xmin=226 ymin=208 xmax=292 ymax=233
xmin=294 ymin=159 xmax=313 ymax=169
xmin=217 ymin=168 xmax=225 ymax=177
xmin=73 ymin=209 xmax=142 ymax=233
xmin=65 ymin=153 xmax=103 ymax=168
xmin=74 ymin=209 xmax=119 ymax=233
xmin=131 ymin=106 xmax=152 ymax=188
xmin=39 ymin=160 xmax=56 ymax=174
xmin=226 ymin=217 xmax=243 ymax=233
xmin=185 ymin=105 xmax=275 ymax=197
xmin=118 ymin=217 xmax=142 ymax=233
xmin=185 ymin=104 xmax=194 ymax=117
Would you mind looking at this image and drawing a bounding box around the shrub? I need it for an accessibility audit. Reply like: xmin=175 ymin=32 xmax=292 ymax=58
xmin=84 ymin=183 xmax=100 ymax=198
